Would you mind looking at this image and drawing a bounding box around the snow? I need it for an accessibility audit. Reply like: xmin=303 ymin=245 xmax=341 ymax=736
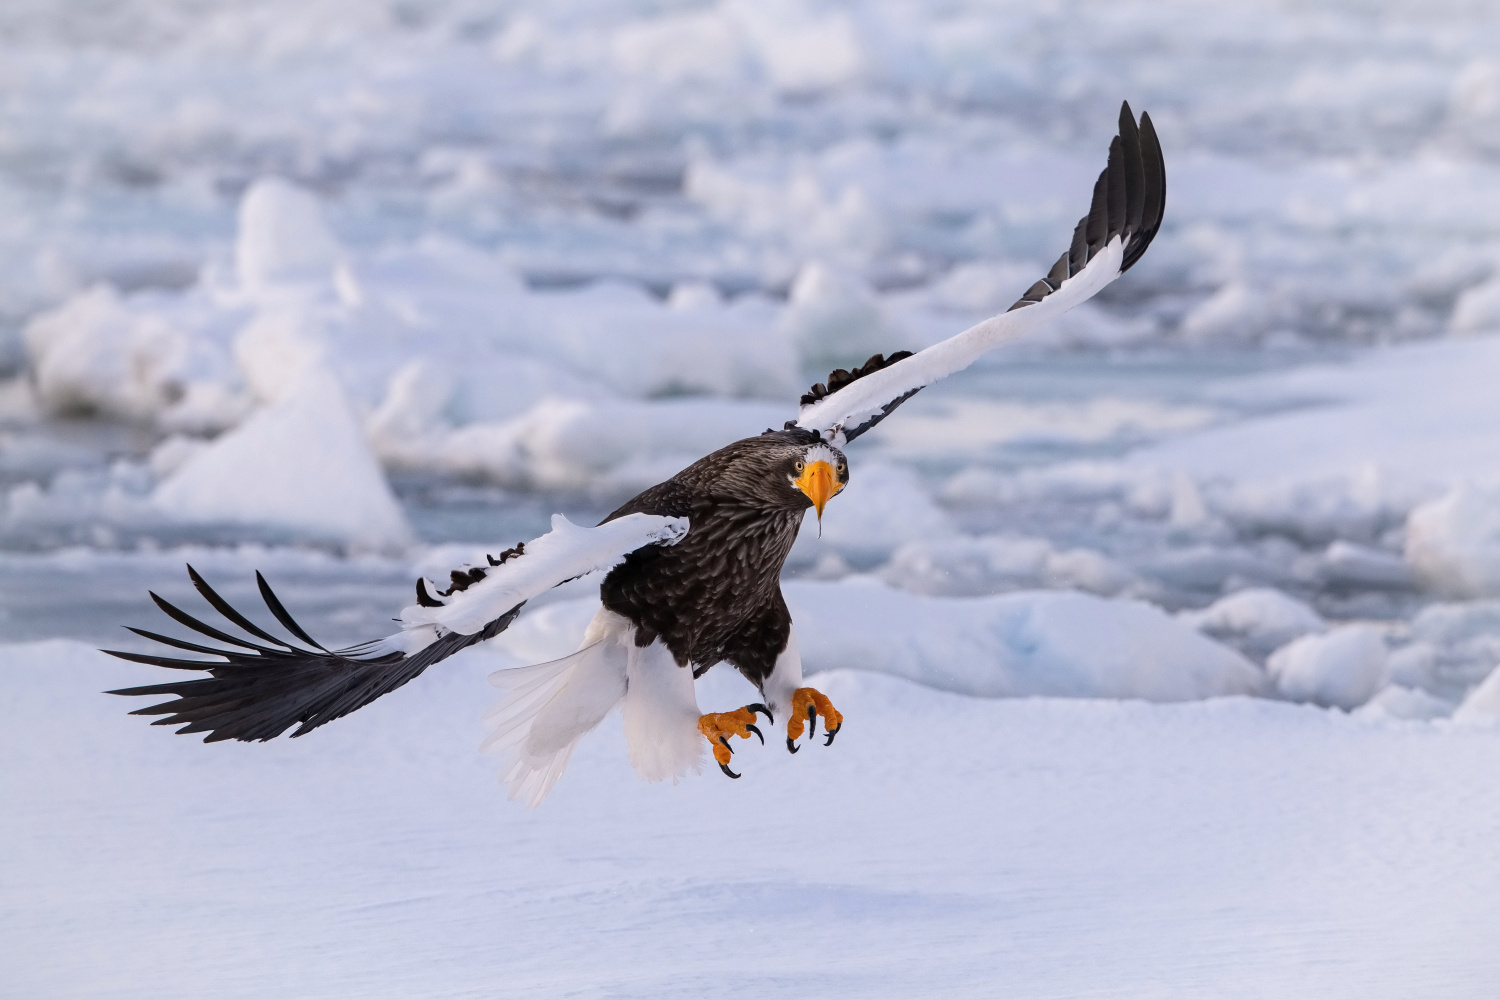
xmin=780 ymin=260 xmax=900 ymax=365
xmin=1128 ymin=335 xmax=1500 ymax=493
xmin=9 ymin=0 xmax=1500 ymax=988
xmin=400 ymin=395 xmax=788 ymax=494
xmin=1453 ymin=665 xmax=1500 ymax=723
xmin=23 ymin=285 xmax=195 ymax=421
xmin=4 ymin=640 xmax=1499 ymax=998
xmin=1267 ymin=625 xmax=1389 ymax=710
xmin=234 ymin=177 xmax=344 ymax=290
xmin=784 ymin=580 xmax=1265 ymax=701
xmin=1179 ymin=587 xmax=1325 ymax=658
xmin=1357 ymin=683 xmax=1455 ymax=722
xmin=1449 ymin=274 xmax=1500 ymax=334
xmin=880 ymin=532 xmax=1137 ymax=598
xmin=1406 ymin=480 xmax=1500 ymax=597
xmin=152 ymin=368 xmax=413 ymax=549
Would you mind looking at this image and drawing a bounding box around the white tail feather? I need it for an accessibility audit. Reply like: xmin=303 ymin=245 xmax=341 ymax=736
xmin=481 ymin=606 xmax=708 ymax=803
xmin=482 ymin=609 xmax=631 ymax=807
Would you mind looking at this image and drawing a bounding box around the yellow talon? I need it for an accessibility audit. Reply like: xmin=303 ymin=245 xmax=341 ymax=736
xmin=787 ymin=687 xmax=843 ymax=751
xmin=698 ymin=705 xmax=771 ymax=777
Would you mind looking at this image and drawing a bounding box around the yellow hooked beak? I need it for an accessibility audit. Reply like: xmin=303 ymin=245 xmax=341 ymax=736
xmin=794 ymin=460 xmax=840 ymax=522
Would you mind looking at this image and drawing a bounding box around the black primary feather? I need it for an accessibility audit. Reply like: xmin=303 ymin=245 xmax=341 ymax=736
xmin=799 ymin=351 xmax=914 ymax=407
xmin=798 ymin=352 xmax=920 ymax=443
xmin=1009 ymin=101 xmax=1165 ymax=312
xmin=105 ymin=566 xmax=523 ymax=742
xmin=798 ymin=102 xmax=1166 ymax=439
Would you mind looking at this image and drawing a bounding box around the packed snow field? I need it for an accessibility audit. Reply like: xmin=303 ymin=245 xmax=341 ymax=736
xmin=6 ymin=643 xmax=1500 ymax=999
xmin=5 ymin=0 xmax=1500 ymax=994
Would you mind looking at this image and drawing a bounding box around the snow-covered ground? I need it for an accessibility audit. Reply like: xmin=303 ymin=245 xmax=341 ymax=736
xmin=5 ymin=642 xmax=1499 ymax=999
xmin=7 ymin=0 xmax=1500 ymax=993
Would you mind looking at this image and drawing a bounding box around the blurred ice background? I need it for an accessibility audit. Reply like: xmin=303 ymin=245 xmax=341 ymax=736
xmin=7 ymin=0 xmax=1500 ymax=716
xmin=10 ymin=5 xmax=1500 ymax=996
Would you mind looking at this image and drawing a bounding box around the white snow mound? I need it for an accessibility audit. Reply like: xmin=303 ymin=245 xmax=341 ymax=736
xmin=1449 ymin=274 xmax=1500 ymax=334
xmin=1405 ymin=480 xmax=1500 ymax=597
xmin=1354 ymin=684 xmax=1454 ymax=721
xmin=1267 ymin=624 xmax=1388 ymax=709
xmin=784 ymin=580 xmax=1266 ymax=701
xmin=236 ymin=177 xmax=343 ymax=290
xmin=152 ymin=369 xmax=412 ymax=548
xmin=1179 ymin=587 xmax=1325 ymax=656
xmin=1452 ymin=665 xmax=1500 ymax=723
xmin=22 ymin=285 xmax=191 ymax=420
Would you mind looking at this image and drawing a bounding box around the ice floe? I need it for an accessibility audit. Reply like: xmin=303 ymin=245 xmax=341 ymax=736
xmin=1266 ymin=624 xmax=1389 ymax=710
xmin=1178 ymin=587 xmax=1325 ymax=659
xmin=153 ymin=368 xmax=412 ymax=549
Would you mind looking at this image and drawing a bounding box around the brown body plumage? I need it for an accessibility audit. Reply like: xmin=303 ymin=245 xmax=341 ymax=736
xmin=601 ymin=427 xmax=846 ymax=686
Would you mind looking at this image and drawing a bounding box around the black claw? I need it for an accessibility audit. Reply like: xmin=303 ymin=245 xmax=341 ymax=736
xmin=824 ymin=722 xmax=841 ymax=747
xmin=718 ymin=735 xmax=734 ymax=756
xmin=719 ymin=762 xmax=741 ymax=779
xmin=807 ymin=702 xmax=818 ymax=740
xmin=745 ymin=723 xmax=764 ymax=745
xmin=747 ymin=702 xmax=774 ymax=725
xmin=786 ymin=736 xmax=799 ymax=754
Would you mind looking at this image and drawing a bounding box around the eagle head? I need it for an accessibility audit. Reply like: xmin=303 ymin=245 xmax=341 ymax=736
xmin=696 ymin=429 xmax=850 ymax=522
xmin=788 ymin=441 xmax=847 ymax=523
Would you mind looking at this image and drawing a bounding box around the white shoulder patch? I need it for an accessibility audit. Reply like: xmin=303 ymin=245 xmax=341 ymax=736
xmin=399 ymin=512 xmax=688 ymax=637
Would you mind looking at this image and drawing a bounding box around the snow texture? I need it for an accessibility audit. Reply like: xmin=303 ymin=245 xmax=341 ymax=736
xmin=1267 ymin=625 xmax=1390 ymax=710
xmin=784 ymin=579 xmax=1265 ymax=701
xmin=1453 ymin=665 xmax=1500 ymax=724
xmin=152 ymin=368 xmax=412 ymax=549
xmin=4 ymin=641 xmax=1498 ymax=999
xmin=1406 ymin=480 xmax=1500 ymax=597
xmin=9 ymin=2 xmax=1500 ymax=987
xmin=1179 ymin=587 xmax=1325 ymax=658
xmin=235 ymin=177 xmax=344 ymax=290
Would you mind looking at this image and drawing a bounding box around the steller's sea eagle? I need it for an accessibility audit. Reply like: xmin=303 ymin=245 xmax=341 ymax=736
xmin=107 ymin=102 xmax=1165 ymax=806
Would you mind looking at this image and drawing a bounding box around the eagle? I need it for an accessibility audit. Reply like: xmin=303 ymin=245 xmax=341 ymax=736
xmin=107 ymin=103 xmax=1165 ymax=806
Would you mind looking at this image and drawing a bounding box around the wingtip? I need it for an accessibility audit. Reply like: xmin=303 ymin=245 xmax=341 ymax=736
xmin=1122 ymin=107 xmax=1166 ymax=273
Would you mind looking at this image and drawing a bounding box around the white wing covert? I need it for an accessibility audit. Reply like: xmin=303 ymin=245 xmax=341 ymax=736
xmin=375 ymin=513 xmax=688 ymax=649
xmin=794 ymin=102 xmax=1165 ymax=445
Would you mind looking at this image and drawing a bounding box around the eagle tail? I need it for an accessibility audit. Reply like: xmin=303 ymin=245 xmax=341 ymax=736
xmin=104 ymin=565 xmax=520 ymax=743
xmin=481 ymin=609 xmax=632 ymax=807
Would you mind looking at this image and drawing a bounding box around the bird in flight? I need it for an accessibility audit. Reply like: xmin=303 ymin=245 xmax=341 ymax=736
xmin=107 ymin=102 xmax=1165 ymax=806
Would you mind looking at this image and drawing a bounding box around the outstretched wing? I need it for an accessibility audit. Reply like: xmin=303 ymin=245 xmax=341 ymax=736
xmin=795 ymin=101 xmax=1165 ymax=444
xmin=105 ymin=513 xmax=687 ymax=742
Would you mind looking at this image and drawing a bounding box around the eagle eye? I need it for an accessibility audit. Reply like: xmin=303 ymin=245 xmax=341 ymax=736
xmin=794 ymin=460 xmax=806 ymax=473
